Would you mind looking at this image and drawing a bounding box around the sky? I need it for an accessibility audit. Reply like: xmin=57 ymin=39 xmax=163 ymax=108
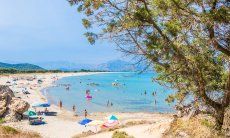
xmin=0 ymin=0 xmax=124 ymax=64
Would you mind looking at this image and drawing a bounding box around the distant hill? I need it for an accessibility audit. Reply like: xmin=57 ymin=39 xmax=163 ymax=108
xmin=36 ymin=61 xmax=95 ymax=71
xmin=97 ymin=60 xmax=135 ymax=71
xmin=0 ymin=62 xmax=45 ymax=71
xmin=36 ymin=60 xmax=149 ymax=72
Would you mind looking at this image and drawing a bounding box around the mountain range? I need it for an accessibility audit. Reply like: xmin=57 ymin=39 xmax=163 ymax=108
xmin=0 ymin=62 xmax=45 ymax=71
xmin=36 ymin=60 xmax=148 ymax=72
xmin=0 ymin=60 xmax=149 ymax=72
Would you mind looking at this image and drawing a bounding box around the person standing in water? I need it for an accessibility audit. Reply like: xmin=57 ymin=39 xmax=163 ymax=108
xmin=86 ymin=90 xmax=90 ymax=95
xmin=84 ymin=109 xmax=88 ymax=118
xmin=144 ymin=90 xmax=147 ymax=95
xmin=152 ymin=91 xmax=156 ymax=97
xmin=107 ymin=100 xmax=110 ymax=107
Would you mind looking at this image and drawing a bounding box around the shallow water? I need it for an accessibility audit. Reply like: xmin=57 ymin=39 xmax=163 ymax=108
xmin=44 ymin=72 xmax=175 ymax=114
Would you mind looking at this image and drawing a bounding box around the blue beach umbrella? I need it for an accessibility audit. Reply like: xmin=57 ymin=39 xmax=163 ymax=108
xmin=78 ymin=119 xmax=92 ymax=125
xmin=32 ymin=102 xmax=50 ymax=108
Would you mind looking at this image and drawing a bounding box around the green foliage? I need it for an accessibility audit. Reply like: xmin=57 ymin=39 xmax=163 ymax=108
xmin=0 ymin=125 xmax=41 ymax=137
xmin=69 ymin=0 xmax=230 ymax=127
xmin=112 ymin=131 xmax=133 ymax=138
xmin=84 ymin=32 xmax=97 ymax=44
xmin=0 ymin=118 xmax=5 ymax=124
xmin=82 ymin=19 xmax=91 ymax=28
xmin=1 ymin=126 xmax=18 ymax=134
xmin=201 ymin=119 xmax=214 ymax=128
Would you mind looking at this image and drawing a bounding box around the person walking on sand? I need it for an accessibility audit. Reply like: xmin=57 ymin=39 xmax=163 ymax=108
xmin=84 ymin=109 xmax=88 ymax=118
xmin=59 ymin=100 xmax=62 ymax=109
xmin=72 ymin=105 xmax=76 ymax=112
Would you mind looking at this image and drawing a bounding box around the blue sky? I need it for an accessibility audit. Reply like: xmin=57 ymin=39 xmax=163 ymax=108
xmin=0 ymin=0 xmax=123 ymax=64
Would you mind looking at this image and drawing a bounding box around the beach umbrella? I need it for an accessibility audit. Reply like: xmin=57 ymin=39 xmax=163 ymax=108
xmin=23 ymin=110 xmax=37 ymax=116
xmin=87 ymin=120 xmax=104 ymax=126
xmin=78 ymin=119 xmax=92 ymax=125
xmin=32 ymin=102 xmax=50 ymax=108
xmin=102 ymin=120 xmax=119 ymax=128
xmin=108 ymin=115 xmax=118 ymax=121
xmin=29 ymin=115 xmax=39 ymax=119
xmin=87 ymin=120 xmax=104 ymax=132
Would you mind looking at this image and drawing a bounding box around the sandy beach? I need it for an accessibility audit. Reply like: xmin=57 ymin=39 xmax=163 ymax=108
xmin=0 ymin=73 xmax=173 ymax=138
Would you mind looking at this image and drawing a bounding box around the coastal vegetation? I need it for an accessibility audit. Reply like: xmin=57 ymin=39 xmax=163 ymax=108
xmin=0 ymin=118 xmax=5 ymax=124
xmin=0 ymin=125 xmax=41 ymax=138
xmin=0 ymin=68 xmax=61 ymax=74
xmin=164 ymin=115 xmax=224 ymax=138
xmin=0 ymin=117 xmax=40 ymax=138
xmin=0 ymin=62 xmax=109 ymax=74
xmin=0 ymin=68 xmax=108 ymax=74
xmin=69 ymin=0 xmax=229 ymax=131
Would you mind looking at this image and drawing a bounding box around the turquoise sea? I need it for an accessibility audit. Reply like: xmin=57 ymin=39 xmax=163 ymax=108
xmin=44 ymin=72 xmax=175 ymax=114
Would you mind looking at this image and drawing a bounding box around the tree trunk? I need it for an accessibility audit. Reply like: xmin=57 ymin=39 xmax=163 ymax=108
xmin=215 ymin=108 xmax=225 ymax=129
xmin=196 ymin=69 xmax=225 ymax=129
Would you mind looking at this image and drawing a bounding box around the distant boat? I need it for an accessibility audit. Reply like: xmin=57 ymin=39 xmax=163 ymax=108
xmin=87 ymin=83 xmax=99 ymax=86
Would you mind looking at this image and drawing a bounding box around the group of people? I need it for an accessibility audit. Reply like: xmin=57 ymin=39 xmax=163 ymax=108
xmin=58 ymin=100 xmax=88 ymax=118
xmin=57 ymin=89 xmax=116 ymax=118
xmin=141 ymin=90 xmax=157 ymax=97
xmin=107 ymin=100 xmax=113 ymax=107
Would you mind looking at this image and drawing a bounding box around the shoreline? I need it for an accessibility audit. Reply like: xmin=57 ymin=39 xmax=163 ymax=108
xmin=37 ymin=72 xmax=105 ymax=114
xmin=0 ymin=72 xmax=173 ymax=138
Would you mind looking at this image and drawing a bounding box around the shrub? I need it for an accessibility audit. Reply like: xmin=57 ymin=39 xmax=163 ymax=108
xmin=0 ymin=125 xmax=41 ymax=138
xmin=1 ymin=126 xmax=19 ymax=134
xmin=201 ymin=119 xmax=214 ymax=128
xmin=164 ymin=117 xmax=224 ymax=138
xmin=112 ymin=131 xmax=133 ymax=138
xmin=0 ymin=118 xmax=5 ymax=124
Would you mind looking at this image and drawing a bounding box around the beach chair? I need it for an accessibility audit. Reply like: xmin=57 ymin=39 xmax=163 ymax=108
xmin=29 ymin=118 xmax=45 ymax=125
